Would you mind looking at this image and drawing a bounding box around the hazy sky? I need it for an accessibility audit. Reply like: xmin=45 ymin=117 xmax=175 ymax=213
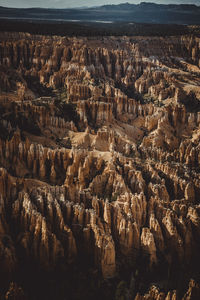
xmin=0 ymin=0 xmax=200 ymax=8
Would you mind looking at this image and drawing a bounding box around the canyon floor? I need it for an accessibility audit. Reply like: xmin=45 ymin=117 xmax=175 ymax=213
xmin=0 ymin=30 xmax=200 ymax=300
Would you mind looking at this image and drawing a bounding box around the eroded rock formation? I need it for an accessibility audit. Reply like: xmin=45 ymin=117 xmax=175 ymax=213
xmin=0 ymin=32 xmax=200 ymax=300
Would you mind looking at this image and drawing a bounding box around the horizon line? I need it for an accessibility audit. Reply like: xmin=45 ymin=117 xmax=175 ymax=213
xmin=0 ymin=1 xmax=199 ymax=10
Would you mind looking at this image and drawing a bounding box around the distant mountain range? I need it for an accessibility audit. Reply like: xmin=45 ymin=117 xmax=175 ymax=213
xmin=1 ymin=2 xmax=200 ymax=24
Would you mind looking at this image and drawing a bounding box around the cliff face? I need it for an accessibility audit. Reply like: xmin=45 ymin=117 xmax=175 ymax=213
xmin=0 ymin=32 xmax=200 ymax=300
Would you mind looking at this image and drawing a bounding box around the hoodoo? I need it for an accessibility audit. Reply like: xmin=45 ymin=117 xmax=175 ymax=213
xmin=0 ymin=31 xmax=200 ymax=300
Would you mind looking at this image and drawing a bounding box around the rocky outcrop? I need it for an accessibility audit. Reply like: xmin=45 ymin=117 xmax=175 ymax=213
xmin=134 ymin=279 xmax=200 ymax=300
xmin=0 ymin=32 xmax=200 ymax=300
xmin=4 ymin=282 xmax=26 ymax=300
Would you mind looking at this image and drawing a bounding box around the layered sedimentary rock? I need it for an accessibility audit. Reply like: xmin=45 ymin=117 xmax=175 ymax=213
xmin=0 ymin=32 xmax=200 ymax=300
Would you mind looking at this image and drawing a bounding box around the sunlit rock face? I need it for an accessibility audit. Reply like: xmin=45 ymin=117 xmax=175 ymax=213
xmin=0 ymin=31 xmax=200 ymax=300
